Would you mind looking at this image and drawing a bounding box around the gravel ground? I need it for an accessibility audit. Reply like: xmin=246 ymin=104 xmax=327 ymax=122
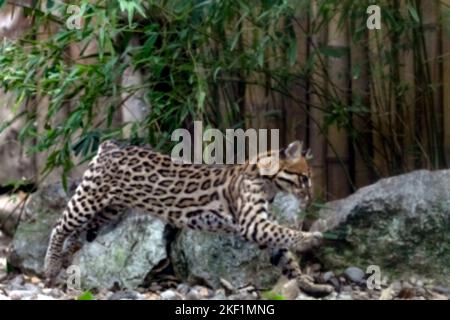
xmin=0 ymin=231 xmax=448 ymax=300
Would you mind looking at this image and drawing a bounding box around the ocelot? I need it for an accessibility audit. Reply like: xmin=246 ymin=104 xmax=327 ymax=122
xmin=44 ymin=140 xmax=333 ymax=294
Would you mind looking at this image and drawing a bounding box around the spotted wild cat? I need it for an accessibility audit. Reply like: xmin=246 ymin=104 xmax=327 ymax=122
xmin=44 ymin=140 xmax=333 ymax=294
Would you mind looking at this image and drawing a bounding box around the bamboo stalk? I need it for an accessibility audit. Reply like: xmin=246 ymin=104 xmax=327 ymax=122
xmin=419 ymin=0 xmax=444 ymax=168
xmin=350 ymin=18 xmax=373 ymax=188
xmin=284 ymin=8 xmax=309 ymax=145
xmin=326 ymin=9 xmax=351 ymax=199
xmin=368 ymin=9 xmax=389 ymax=178
xmin=442 ymin=0 xmax=450 ymax=165
xmin=243 ymin=17 xmax=266 ymax=131
xmin=399 ymin=0 xmax=417 ymax=170
xmin=308 ymin=0 xmax=328 ymax=199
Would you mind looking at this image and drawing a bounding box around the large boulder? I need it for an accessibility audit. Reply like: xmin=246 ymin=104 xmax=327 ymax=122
xmin=170 ymin=230 xmax=280 ymax=290
xmin=311 ymin=170 xmax=450 ymax=285
xmin=72 ymin=214 xmax=166 ymax=290
xmin=170 ymin=193 xmax=303 ymax=289
xmin=8 ymin=182 xmax=78 ymax=275
xmin=8 ymin=182 xmax=168 ymax=290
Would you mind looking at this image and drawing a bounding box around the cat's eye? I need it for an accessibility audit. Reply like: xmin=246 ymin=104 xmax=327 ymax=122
xmin=300 ymin=174 xmax=309 ymax=184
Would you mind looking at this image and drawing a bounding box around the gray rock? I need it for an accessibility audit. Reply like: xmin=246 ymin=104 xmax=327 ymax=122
xmin=171 ymin=230 xmax=280 ymax=289
xmin=170 ymin=192 xmax=302 ymax=290
xmin=8 ymin=181 xmax=168 ymax=290
xmin=344 ymin=267 xmax=365 ymax=284
xmin=311 ymin=170 xmax=450 ymax=285
xmin=322 ymin=271 xmax=335 ymax=283
xmin=8 ymin=182 xmax=78 ymax=275
xmin=72 ymin=214 xmax=166 ymax=290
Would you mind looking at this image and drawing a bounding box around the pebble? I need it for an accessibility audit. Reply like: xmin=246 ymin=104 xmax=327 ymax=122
xmin=143 ymin=292 xmax=160 ymax=300
xmin=9 ymin=290 xmax=36 ymax=300
xmin=30 ymin=277 xmax=41 ymax=284
xmin=108 ymin=290 xmax=139 ymax=300
xmin=211 ymin=289 xmax=227 ymax=300
xmin=176 ymin=283 xmax=191 ymax=295
xmin=9 ymin=275 xmax=25 ymax=290
xmin=338 ymin=293 xmax=353 ymax=300
xmin=344 ymin=267 xmax=365 ymax=284
xmin=185 ymin=289 xmax=201 ymax=300
xmin=280 ymin=279 xmax=300 ymax=300
xmin=322 ymin=271 xmax=335 ymax=282
xmin=160 ymin=289 xmax=183 ymax=300
xmin=433 ymin=285 xmax=449 ymax=294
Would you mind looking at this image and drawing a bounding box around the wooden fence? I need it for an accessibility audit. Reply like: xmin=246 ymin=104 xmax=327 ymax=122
xmin=216 ymin=0 xmax=450 ymax=200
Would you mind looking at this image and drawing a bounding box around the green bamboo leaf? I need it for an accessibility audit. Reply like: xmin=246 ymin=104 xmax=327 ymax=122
xmin=408 ymin=5 xmax=420 ymax=23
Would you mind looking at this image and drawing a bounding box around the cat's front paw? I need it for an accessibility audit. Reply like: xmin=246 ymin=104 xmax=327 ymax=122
xmin=294 ymin=231 xmax=323 ymax=253
xmin=297 ymin=274 xmax=334 ymax=296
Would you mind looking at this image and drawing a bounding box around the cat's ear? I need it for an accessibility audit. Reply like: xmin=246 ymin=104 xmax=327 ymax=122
xmin=302 ymin=148 xmax=313 ymax=160
xmin=284 ymin=140 xmax=303 ymax=160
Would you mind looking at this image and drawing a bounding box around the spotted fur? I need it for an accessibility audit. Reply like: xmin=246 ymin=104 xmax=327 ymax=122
xmin=44 ymin=140 xmax=333 ymax=294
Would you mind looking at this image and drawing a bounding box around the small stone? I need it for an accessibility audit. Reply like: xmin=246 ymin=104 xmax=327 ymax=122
xmin=416 ymin=287 xmax=426 ymax=296
xmin=391 ymin=281 xmax=402 ymax=292
xmin=9 ymin=275 xmax=25 ymax=290
xmin=379 ymin=286 xmax=395 ymax=300
xmin=416 ymin=280 xmax=424 ymax=288
xmin=198 ymin=287 xmax=212 ymax=298
xmin=185 ymin=289 xmax=200 ymax=300
xmin=280 ymin=279 xmax=300 ymax=300
xmin=149 ymin=283 xmax=162 ymax=292
xmin=177 ymin=283 xmax=191 ymax=295
xmin=433 ymin=285 xmax=449 ymax=294
xmin=160 ymin=289 xmax=182 ymax=300
xmin=144 ymin=292 xmax=160 ymax=300
xmin=402 ymin=281 xmax=413 ymax=290
xmin=9 ymin=290 xmax=35 ymax=300
xmin=344 ymin=267 xmax=365 ymax=284
xmin=42 ymin=288 xmax=52 ymax=295
xmin=322 ymin=271 xmax=335 ymax=283
xmin=30 ymin=276 xmax=41 ymax=284
xmin=341 ymin=285 xmax=352 ymax=292
xmin=338 ymin=293 xmax=353 ymax=300
xmin=211 ymin=289 xmax=227 ymax=300
xmin=23 ymin=283 xmax=40 ymax=293
xmin=108 ymin=290 xmax=139 ymax=300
